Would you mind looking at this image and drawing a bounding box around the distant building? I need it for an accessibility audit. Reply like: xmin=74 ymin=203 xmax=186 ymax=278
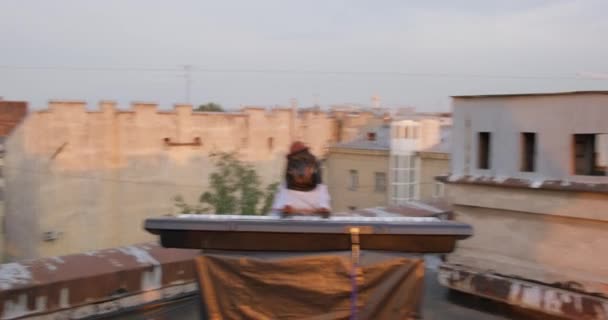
xmin=440 ymin=91 xmax=608 ymax=303
xmin=389 ymin=117 xmax=445 ymax=204
xmin=327 ymin=115 xmax=450 ymax=212
xmin=326 ymin=126 xmax=391 ymax=212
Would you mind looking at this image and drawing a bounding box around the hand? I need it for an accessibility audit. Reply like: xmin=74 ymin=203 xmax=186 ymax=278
xmin=315 ymin=207 xmax=331 ymax=218
xmin=282 ymin=205 xmax=295 ymax=214
xmin=315 ymin=207 xmax=330 ymax=214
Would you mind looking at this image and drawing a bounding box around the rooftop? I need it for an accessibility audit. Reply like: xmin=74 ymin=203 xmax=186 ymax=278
xmin=343 ymin=201 xmax=451 ymax=219
xmin=110 ymin=267 xmax=532 ymax=320
xmin=331 ymin=125 xmax=390 ymax=151
xmin=452 ymin=90 xmax=608 ymax=99
xmin=438 ymin=174 xmax=608 ymax=194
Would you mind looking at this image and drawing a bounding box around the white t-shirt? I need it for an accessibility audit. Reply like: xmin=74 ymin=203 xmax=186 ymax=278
xmin=270 ymin=183 xmax=331 ymax=215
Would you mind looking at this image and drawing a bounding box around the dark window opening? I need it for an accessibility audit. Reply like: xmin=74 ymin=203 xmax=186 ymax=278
xmin=478 ymin=132 xmax=491 ymax=169
xmin=520 ymin=132 xmax=536 ymax=172
xmin=267 ymin=137 xmax=274 ymax=150
xmin=573 ymin=134 xmax=608 ymax=176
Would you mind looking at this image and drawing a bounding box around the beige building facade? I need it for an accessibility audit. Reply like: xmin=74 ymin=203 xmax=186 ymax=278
xmin=4 ymin=100 xmax=380 ymax=260
xmin=417 ymin=150 xmax=449 ymax=202
xmin=327 ymin=117 xmax=450 ymax=212
xmin=442 ymin=91 xmax=608 ymax=298
xmin=326 ymin=127 xmax=390 ymax=212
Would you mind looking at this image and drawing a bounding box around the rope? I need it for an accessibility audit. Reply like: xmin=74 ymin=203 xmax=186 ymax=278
xmin=349 ymin=227 xmax=361 ymax=320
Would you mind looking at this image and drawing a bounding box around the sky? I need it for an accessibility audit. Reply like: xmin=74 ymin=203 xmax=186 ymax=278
xmin=1 ymin=0 xmax=608 ymax=111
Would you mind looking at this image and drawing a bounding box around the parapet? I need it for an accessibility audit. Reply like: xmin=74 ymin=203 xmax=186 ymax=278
xmin=48 ymin=100 xmax=87 ymax=113
xmin=35 ymin=100 xmax=254 ymax=118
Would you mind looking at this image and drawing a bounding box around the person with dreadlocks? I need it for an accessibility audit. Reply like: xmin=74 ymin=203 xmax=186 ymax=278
xmin=271 ymin=141 xmax=331 ymax=218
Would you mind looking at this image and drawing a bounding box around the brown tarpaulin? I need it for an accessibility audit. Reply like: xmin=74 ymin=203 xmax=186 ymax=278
xmin=195 ymin=251 xmax=425 ymax=320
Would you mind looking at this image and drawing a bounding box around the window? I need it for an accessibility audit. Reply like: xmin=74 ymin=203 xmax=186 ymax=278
xmin=409 ymin=156 xmax=417 ymax=169
xmin=408 ymin=184 xmax=415 ymax=199
xmin=573 ymin=134 xmax=608 ymax=176
xmin=374 ymin=172 xmax=387 ymax=192
xmin=433 ymin=182 xmax=445 ymax=198
xmin=390 ymin=155 xmax=418 ymax=204
xmin=349 ymin=170 xmax=359 ymax=190
xmin=478 ymin=132 xmax=491 ymax=169
xmin=267 ymin=137 xmax=274 ymax=150
xmin=520 ymin=133 xmax=536 ymax=172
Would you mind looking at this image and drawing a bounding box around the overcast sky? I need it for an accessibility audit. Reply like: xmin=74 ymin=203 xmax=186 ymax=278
xmin=1 ymin=0 xmax=607 ymax=111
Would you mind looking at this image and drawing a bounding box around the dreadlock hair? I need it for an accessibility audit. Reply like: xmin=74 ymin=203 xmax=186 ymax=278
xmin=285 ymin=149 xmax=322 ymax=191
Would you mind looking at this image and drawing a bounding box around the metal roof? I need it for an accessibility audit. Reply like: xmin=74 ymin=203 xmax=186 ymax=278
xmin=438 ymin=174 xmax=608 ymax=194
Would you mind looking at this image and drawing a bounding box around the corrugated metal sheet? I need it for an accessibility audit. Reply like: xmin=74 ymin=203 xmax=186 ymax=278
xmin=0 ymin=243 xmax=199 ymax=319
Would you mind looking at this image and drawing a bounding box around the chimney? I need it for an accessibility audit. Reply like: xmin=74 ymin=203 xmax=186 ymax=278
xmin=367 ymin=132 xmax=376 ymax=141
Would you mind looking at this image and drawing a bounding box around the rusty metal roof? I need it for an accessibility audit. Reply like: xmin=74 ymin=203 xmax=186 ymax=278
xmin=438 ymin=174 xmax=608 ymax=194
xmin=0 ymin=243 xmax=199 ymax=319
xmin=331 ymin=125 xmax=391 ymax=151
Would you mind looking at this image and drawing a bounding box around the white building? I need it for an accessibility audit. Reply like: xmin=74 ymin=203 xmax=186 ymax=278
xmin=389 ymin=118 xmax=443 ymax=204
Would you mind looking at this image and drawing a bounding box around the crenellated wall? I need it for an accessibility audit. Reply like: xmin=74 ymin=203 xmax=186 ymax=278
xmin=3 ymin=101 xmax=376 ymax=260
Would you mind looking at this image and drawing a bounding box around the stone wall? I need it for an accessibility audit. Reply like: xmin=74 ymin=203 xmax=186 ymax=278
xmin=445 ymin=182 xmax=608 ymax=295
xmin=4 ymin=101 xmax=377 ymax=260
